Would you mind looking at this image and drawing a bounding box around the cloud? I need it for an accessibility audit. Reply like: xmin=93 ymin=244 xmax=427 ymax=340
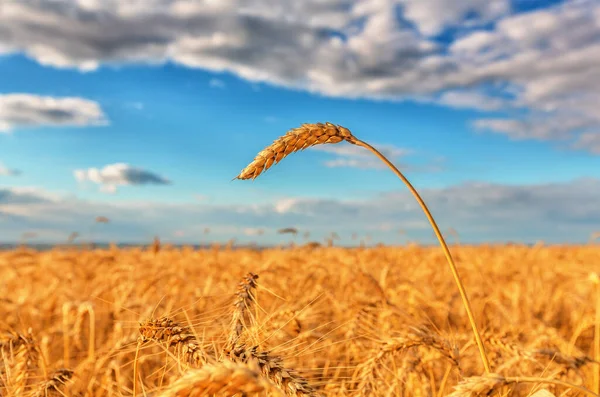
xmin=437 ymin=90 xmax=508 ymax=111
xmin=573 ymin=132 xmax=600 ymax=155
xmin=448 ymin=0 xmax=600 ymax=146
xmin=1 ymin=178 xmax=599 ymax=243
xmin=0 ymin=187 xmax=59 ymax=205
xmin=471 ymin=117 xmax=593 ymax=141
xmin=1 ymin=1 xmax=599 ymax=149
xmin=0 ymin=94 xmax=107 ymax=132
xmin=312 ymin=142 xmax=411 ymax=170
xmin=0 ymin=162 xmax=21 ymax=176
xmin=74 ymin=163 xmax=171 ymax=193
xmin=243 ymin=227 xmax=265 ymax=236
xmin=194 ymin=194 xmax=209 ymax=202
xmin=125 ymin=101 xmax=144 ymax=111
xmin=209 ymin=78 xmax=225 ymax=88
xmin=398 ymin=0 xmax=510 ymax=36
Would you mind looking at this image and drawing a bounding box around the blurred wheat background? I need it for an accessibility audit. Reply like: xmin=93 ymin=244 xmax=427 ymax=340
xmin=1 ymin=242 xmax=599 ymax=396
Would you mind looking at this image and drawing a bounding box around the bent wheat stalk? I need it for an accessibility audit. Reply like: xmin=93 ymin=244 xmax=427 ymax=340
xmin=235 ymin=122 xmax=491 ymax=373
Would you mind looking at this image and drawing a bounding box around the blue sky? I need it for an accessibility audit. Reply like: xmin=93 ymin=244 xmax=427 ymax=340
xmin=0 ymin=0 xmax=599 ymax=245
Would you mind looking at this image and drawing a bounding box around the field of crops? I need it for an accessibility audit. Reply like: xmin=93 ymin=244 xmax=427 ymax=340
xmin=1 ymin=243 xmax=599 ymax=396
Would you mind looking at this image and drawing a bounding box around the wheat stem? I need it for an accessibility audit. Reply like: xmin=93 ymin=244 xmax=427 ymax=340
xmin=352 ymin=138 xmax=491 ymax=374
xmin=507 ymin=376 xmax=599 ymax=397
xmin=592 ymin=272 xmax=600 ymax=394
xmin=133 ymin=340 xmax=141 ymax=397
xmin=450 ymin=373 xmax=599 ymax=397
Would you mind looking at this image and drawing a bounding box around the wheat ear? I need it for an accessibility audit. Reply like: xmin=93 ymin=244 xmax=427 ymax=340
xmin=356 ymin=327 xmax=458 ymax=395
xmin=234 ymin=122 xmax=491 ymax=373
xmin=234 ymin=123 xmax=354 ymax=180
xmin=34 ymin=368 xmax=73 ymax=397
xmin=228 ymin=345 xmax=321 ymax=396
xmin=227 ymin=272 xmax=259 ymax=349
xmin=138 ymin=316 xmax=209 ymax=366
xmin=448 ymin=374 xmax=600 ymax=397
xmin=157 ymin=360 xmax=278 ymax=397
xmin=1 ymin=329 xmax=38 ymax=396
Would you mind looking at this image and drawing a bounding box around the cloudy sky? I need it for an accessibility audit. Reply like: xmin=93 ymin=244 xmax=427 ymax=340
xmin=1 ymin=0 xmax=599 ymax=245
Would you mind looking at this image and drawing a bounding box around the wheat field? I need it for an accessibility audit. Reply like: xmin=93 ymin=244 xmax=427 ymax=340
xmin=1 ymin=242 xmax=599 ymax=396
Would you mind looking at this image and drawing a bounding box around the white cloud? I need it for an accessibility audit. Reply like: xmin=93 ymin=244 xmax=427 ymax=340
xmin=274 ymin=198 xmax=307 ymax=214
xmin=74 ymin=163 xmax=171 ymax=193
xmin=398 ymin=0 xmax=510 ymax=36
xmin=194 ymin=194 xmax=209 ymax=202
xmin=1 ymin=178 xmax=599 ymax=243
xmin=0 ymin=1 xmax=599 ymax=150
xmin=0 ymin=94 xmax=106 ymax=132
xmin=243 ymin=227 xmax=265 ymax=236
xmin=125 ymin=101 xmax=144 ymax=111
xmin=312 ymin=142 xmax=412 ymax=170
xmin=471 ymin=117 xmax=592 ymax=141
xmin=449 ymin=0 xmax=600 ymax=145
xmin=437 ymin=90 xmax=508 ymax=111
xmin=573 ymin=132 xmax=600 ymax=155
xmin=209 ymin=78 xmax=225 ymax=88
xmin=0 ymin=162 xmax=21 ymax=176
xmin=0 ymin=187 xmax=61 ymax=205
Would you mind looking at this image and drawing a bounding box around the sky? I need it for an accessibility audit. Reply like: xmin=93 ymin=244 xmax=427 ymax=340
xmin=0 ymin=0 xmax=599 ymax=245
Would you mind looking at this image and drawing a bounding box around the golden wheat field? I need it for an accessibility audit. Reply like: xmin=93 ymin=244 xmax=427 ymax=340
xmin=1 ymin=243 xmax=600 ymax=396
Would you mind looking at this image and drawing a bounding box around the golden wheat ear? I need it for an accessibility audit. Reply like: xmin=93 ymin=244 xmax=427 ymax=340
xmin=235 ymin=122 xmax=492 ymax=374
xmin=234 ymin=122 xmax=356 ymax=180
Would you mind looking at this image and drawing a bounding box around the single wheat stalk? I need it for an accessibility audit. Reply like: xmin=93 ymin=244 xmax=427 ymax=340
xmin=228 ymin=344 xmax=322 ymax=396
xmin=591 ymin=272 xmax=600 ymax=394
xmin=152 ymin=236 xmax=161 ymax=254
xmin=356 ymin=327 xmax=458 ymax=395
xmin=447 ymin=373 xmax=511 ymax=397
xmin=1 ymin=329 xmax=38 ymax=396
xmin=138 ymin=316 xmax=209 ymax=367
xmin=157 ymin=359 xmax=279 ymax=397
xmin=482 ymin=332 xmax=536 ymax=368
xmin=34 ymin=368 xmax=73 ymax=397
xmin=227 ymin=272 xmax=259 ymax=349
xmin=532 ymin=348 xmax=596 ymax=370
xmin=62 ymin=302 xmax=72 ymax=368
xmin=234 ymin=122 xmax=491 ymax=373
xmin=72 ymin=302 xmax=95 ymax=362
